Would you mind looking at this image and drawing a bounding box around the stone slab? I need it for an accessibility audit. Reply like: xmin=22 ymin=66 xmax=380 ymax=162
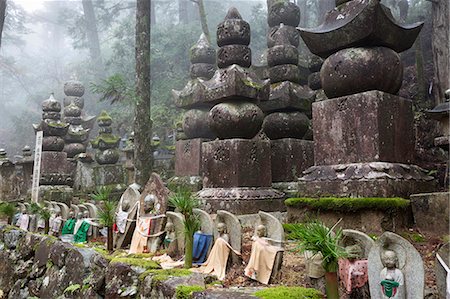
xmin=270 ymin=139 xmax=313 ymax=182
xmin=202 ymin=139 xmax=272 ymax=188
xmin=410 ymin=192 xmax=449 ymax=234
xmin=198 ymin=187 xmax=285 ymax=214
xmin=41 ymin=151 xmax=69 ymax=174
xmin=39 ymin=185 xmax=73 ymax=205
xmin=298 ymin=162 xmax=436 ymax=198
xmin=175 ymin=139 xmax=205 ymax=177
xmin=93 ymin=164 xmax=126 ymax=188
xmin=312 ymin=91 xmax=415 ymax=165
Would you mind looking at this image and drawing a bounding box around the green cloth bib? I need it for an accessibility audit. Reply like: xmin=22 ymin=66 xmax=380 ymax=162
xmin=381 ymin=279 xmax=400 ymax=297
xmin=74 ymin=221 xmax=91 ymax=243
xmin=61 ymin=219 xmax=76 ymax=235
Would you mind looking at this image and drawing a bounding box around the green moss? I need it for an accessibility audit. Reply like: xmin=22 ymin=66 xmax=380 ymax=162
xmin=64 ymin=284 xmax=81 ymax=294
xmin=242 ymin=78 xmax=263 ymax=89
xmin=47 ymin=121 xmax=68 ymax=128
xmin=401 ymin=232 xmax=426 ymax=243
xmin=206 ymin=280 xmax=223 ymax=288
xmin=285 ymin=197 xmax=410 ymax=211
xmin=46 ymin=260 xmax=53 ymax=270
xmin=175 ymin=285 xmax=205 ymax=299
xmin=91 ymin=134 xmax=120 ymax=147
xmin=139 ymin=268 xmax=192 ymax=283
xmin=254 ymin=286 xmax=323 ymax=299
xmin=110 ymin=257 xmax=160 ymax=270
xmin=127 ymin=253 xmax=154 ymax=259
xmin=97 ymin=110 xmax=112 ymax=122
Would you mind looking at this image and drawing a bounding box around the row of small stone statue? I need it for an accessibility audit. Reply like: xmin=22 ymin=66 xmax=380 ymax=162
xmin=13 ymin=201 xmax=99 ymax=243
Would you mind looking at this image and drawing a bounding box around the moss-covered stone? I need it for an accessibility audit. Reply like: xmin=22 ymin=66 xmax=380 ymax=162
xmin=285 ymin=197 xmax=410 ymax=211
xmin=175 ymin=285 xmax=205 ymax=299
xmin=254 ymin=286 xmax=323 ymax=299
xmin=110 ymin=257 xmax=160 ymax=271
xmin=138 ymin=268 xmax=192 ymax=283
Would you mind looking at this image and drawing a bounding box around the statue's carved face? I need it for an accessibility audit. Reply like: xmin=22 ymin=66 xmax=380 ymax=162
xmin=144 ymin=194 xmax=156 ymax=213
xmin=217 ymin=222 xmax=227 ymax=234
xmin=83 ymin=211 xmax=89 ymax=218
xmin=257 ymin=225 xmax=266 ymax=238
xmin=122 ymin=198 xmax=131 ymax=210
xmin=69 ymin=211 xmax=75 ymax=218
xmin=382 ymin=250 xmax=398 ymax=269
xmin=21 ymin=207 xmax=27 ymax=214
xmin=76 ymin=212 xmax=83 ymax=220
xmin=165 ymin=222 xmax=174 ymax=232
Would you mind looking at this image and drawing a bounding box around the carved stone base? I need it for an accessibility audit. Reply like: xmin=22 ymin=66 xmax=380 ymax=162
xmin=168 ymin=175 xmax=202 ymax=192
xmin=270 ymin=138 xmax=314 ymax=182
xmin=298 ymin=162 xmax=436 ymax=198
xmin=197 ymin=187 xmax=285 ymax=214
xmin=39 ymin=185 xmax=73 ymax=206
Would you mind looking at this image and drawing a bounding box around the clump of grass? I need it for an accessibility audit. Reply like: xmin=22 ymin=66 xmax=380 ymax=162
xmin=254 ymin=286 xmax=323 ymax=299
xmin=175 ymin=285 xmax=205 ymax=299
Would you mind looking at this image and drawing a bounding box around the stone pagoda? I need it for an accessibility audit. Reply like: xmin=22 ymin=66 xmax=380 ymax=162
xmin=90 ymin=111 xmax=126 ymax=191
xmin=171 ymin=33 xmax=217 ymax=190
xmin=62 ymin=81 xmax=92 ymax=161
xmin=297 ymin=0 xmax=435 ymax=197
xmin=33 ymin=94 xmax=73 ymax=204
xmin=260 ymin=0 xmax=315 ymax=192
xmin=0 ymin=149 xmax=18 ymax=201
xmin=196 ymin=8 xmax=284 ymax=214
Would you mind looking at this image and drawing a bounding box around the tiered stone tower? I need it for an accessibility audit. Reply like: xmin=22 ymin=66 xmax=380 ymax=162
xmin=298 ymin=0 xmax=435 ymax=197
xmin=197 ymin=8 xmax=284 ymax=214
xmin=172 ymin=33 xmax=217 ymax=189
xmin=260 ymin=0 xmax=315 ymax=190
xmin=33 ymin=94 xmax=73 ymax=204
xmin=90 ymin=111 xmax=126 ymax=191
xmin=62 ymin=81 xmax=91 ymax=160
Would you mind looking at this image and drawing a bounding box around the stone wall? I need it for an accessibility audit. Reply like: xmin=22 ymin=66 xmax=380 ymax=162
xmin=0 ymin=226 xmax=264 ymax=299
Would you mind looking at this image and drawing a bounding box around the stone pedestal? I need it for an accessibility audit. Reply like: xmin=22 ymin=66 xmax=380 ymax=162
xmin=410 ymin=192 xmax=449 ymax=235
xmin=39 ymin=185 xmax=73 ymax=206
xmin=93 ymin=164 xmax=126 ymax=191
xmin=299 ymin=91 xmax=436 ymax=197
xmin=40 ymin=152 xmax=72 ymax=186
xmin=313 ymin=91 xmax=415 ymax=165
xmin=270 ymin=139 xmax=313 ymax=182
xmin=73 ymin=161 xmax=95 ymax=193
xmin=202 ymin=139 xmax=272 ymax=188
xmin=199 ymin=139 xmax=285 ymax=213
xmin=175 ymin=138 xmax=205 ymax=177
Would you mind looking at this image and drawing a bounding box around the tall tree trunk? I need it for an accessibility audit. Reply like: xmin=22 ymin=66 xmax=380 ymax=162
xmin=429 ymin=0 xmax=449 ymax=103
xmin=82 ymin=0 xmax=103 ymax=74
xmin=134 ymin=0 xmax=153 ymax=187
xmin=179 ymin=0 xmax=188 ymax=25
xmin=191 ymin=0 xmax=209 ymax=42
xmin=0 ymin=0 xmax=6 ymax=50
xmin=107 ymin=226 xmax=113 ymax=252
xmin=415 ymin=36 xmax=426 ymax=103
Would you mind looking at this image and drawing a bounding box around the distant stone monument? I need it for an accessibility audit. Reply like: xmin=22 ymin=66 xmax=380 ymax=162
xmin=261 ymin=1 xmax=315 ymax=191
xmin=297 ymin=0 xmax=435 ymax=197
xmin=0 ymin=149 xmax=18 ymax=202
xmin=171 ymin=33 xmax=217 ymax=191
xmin=368 ymin=231 xmax=424 ymax=299
xmin=15 ymin=146 xmax=34 ymax=198
xmin=90 ymin=111 xmax=126 ymax=192
xmin=196 ymin=8 xmax=284 ymax=214
xmin=32 ymin=94 xmax=73 ymax=204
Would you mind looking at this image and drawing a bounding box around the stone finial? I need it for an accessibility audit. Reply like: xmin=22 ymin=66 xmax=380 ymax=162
xmin=217 ymin=7 xmax=250 ymax=48
xmin=189 ymin=33 xmax=217 ymax=80
xmin=64 ymin=80 xmax=85 ymax=97
xmin=268 ymin=0 xmax=300 ymax=27
xmin=91 ymin=111 xmax=120 ymax=164
xmin=42 ymin=93 xmax=61 ymax=113
xmin=224 ymin=7 xmax=242 ymax=20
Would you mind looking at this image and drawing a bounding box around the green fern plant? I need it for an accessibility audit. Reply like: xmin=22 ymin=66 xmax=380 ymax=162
xmin=0 ymin=203 xmax=16 ymax=224
xmin=168 ymin=189 xmax=200 ymax=268
xmin=286 ymin=221 xmax=347 ymax=299
xmin=90 ymin=186 xmax=115 ymax=252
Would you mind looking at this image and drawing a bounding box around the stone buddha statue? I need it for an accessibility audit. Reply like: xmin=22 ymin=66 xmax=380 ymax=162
xmin=217 ymin=222 xmax=229 ymax=243
xmin=380 ymin=250 xmax=405 ymax=299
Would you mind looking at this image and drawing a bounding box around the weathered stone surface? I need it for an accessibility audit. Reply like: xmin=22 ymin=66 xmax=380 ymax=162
xmin=42 ymin=136 xmax=65 ymax=151
xmin=263 ymin=112 xmax=310 ymax=140
xmin=341 ymin=229 xmax=375 ymax=258
xmin=298 ymin=162 xmax=436 ymax=197
xmin=175 ymin=139 xmax=205 ymax=177
xmin=89 ymin=253 xmax=108 ymax=293
xmin=208 ymin=102 xmax=264 ymax=139
xmin=410 ymin=192 xmax=450 ymax=234
xmin=312 ymin=91 xmax=415 ymax=165
xmin=8 ymin=279 xmax=29 ymax=299
xmin=217 ymin=45 xmax=251 ymax=68
xmin=261 ymin=81 xmax=315 ymax=113
xmin=158 ymin=273 xmax=205 ymax=298
xmin=49 ymin=241 xmax=72 ymax=267
xmin=194 ymin=208 xmax=214 ymax=235
xmin=93 ymin=164 xmax=126 ymax=189
xmin=307 ymin=55 xmax=323 ymax=72
xmin=3 ymin=228 xmax=25 ymax=249
xmin=435 ymin=243 xmax=449 ymax=299
xmin=0 ymin=251 xmax=17 ymax=294
xmin=201 ymin=65 xmax=270 ymax=104
xmin=64 ymin=80 xmax=85 ymax=97
xmin=267 ymin=44 xmax=298 ymax=67
xmin=287 ymin=203 xmax=412 ymax=233
xmin=269 ymin=64 xmax=301 ymax=84
xmin=199 ymin=187 xmax=286 ymax=214
xmin=270 ymin=139 xmax=314 ymax=182
xmin=268 ymin=0 xmax=300 ymax=27
xmin=267 ymin=25 xmax=299 ymax=48
xmin=217 ymin=8 xmax=250 ymax=47
xmin=299 ymin=0 xmax=424 ymax=58
xmin=190 ymin=33 xmax=216 ymax=64
xmin=308 ymin=72 xmax=321 ymax=90
xmin=35 ymin=237 xmax=56 ymax=268
xmin=368 ymin=231 xmax=424 ymax=299
xmin=321 ymin=47 xmax=403 ymax=98
xmin=190 ymin=63 xmax=216 ymax=80
xmin=105 ymin=262 xmax=139 ymax=299
xmin=202 ymin=139 xmax=272 ymax=188
xmin=183 ymin=108 xmax=216 ymax=139
xmin=63 ymin=95 xmax=85 ymax=109
xmin=139 ymin=172 xmax=169 ymax=217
